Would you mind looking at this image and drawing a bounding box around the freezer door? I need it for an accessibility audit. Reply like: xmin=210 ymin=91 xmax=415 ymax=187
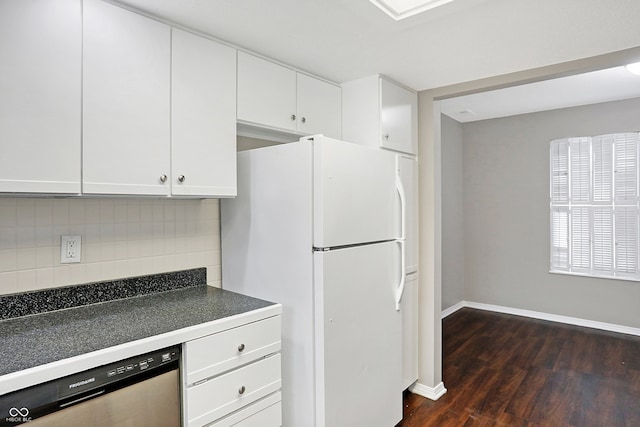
xmin=314 ymin=241 xmax=402 ymax=427
xmin=311 ymin=136 xmax=398 ymax=248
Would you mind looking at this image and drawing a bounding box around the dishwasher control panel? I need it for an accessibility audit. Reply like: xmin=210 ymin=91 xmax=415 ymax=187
xmin=59 ymin=346 xmax=180 ymax=399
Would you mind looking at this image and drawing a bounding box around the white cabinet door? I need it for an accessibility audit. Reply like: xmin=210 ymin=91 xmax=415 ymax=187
xmin=237 ymin=52 xmax=297 ymax=132
xmin=380 ymin=77 xmax=418 ymax=155
xmin=402 ymin=271 xmax=419 ymax=390
xmin=171 ymin=28 xmax=237 ymax=197
xmin=297 ymin=74 xmax=342 ymax=139
xmin=0 ymin=0 xmax=81 ymax=194
xmin=82 ymin=0 xmax=171 ymax=196
xmin=342 ymin=75 xmax=418 ymax=155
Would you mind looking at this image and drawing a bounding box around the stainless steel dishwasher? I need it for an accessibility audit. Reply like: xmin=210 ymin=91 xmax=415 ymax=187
xmin=0 ymin=346 xmax=181 ymax=426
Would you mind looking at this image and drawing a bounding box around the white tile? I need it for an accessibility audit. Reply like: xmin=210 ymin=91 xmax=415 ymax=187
xmin=35 ymin=246 xmax=54 ymax=268
xmin=152 ymin=200 xmax=165 ymax=223
xmin=127 ymin=240 xmax=142 ymax=259
xmin=84 ymin=242 xmax=101 ymax=264
xmin=34 ymin=224 xmax=54 ymax=247
xmin=35 ymin=199 xmax=53 ymax=226
xmin=0 ymin=271 xmax=18 ymax=295
xmin=140 ymin=200 xmax=153 ymax=220
xmin=0 ymin=226 xmax=17 ymax=250
xmin=16 ymin=226 xmax=36 ymax=248
xmin=52 ymin=199 xmax=69 ymax=226
xmin=68 ymin=199 xmax=85 ymax=225
xmin=127 ymin=200 xmax=140 ymax=223
xmin=0 ymin=249 xmax=17 ymax=272
xmin=114 ymin=241 xmax=128 ymax=260
xmin=114 ymin=202 xmax=128 ymax=224
xmin=163 ymin=237 xmax=176 ymax=255
xmin=100 ymin=223 xmax=115 ymax=242
xmin=113 ymin=260 xmax=130 ymax=279
xmin=100 ymin=242 xmax=115 ymax=261
xmin=53 ymin=266 xmax=71 ymax=286
xmin=125 ymin=222 xmax=140 ymax=241
xmin=16 ymin=199 xmax=35 ymax=227
xmin=139 ymin=221 xmax=153 ymax=239
xmin=84 ymin=262 xmax=102 ymax=283
xmin=113 ymin=222 xmax=128 ymax=241
xmin=84 ymin=200 xmax=100 ymax=225
xmin=99 ymin=199 xmax=115 ymax=223
xmin=17 ymin=269 xmax=37 ymax=291
xmin=68 ymin=264 xmax=86 ymax=285
xmin=36 ymin=268 xmax=55 ymax=289
xmin=84 ymin=224 xmax=101 ymax=244
xmin=164 ymin=200 xmax=176 ymax=222
xmin=17 ymin=248 xmax=37 ymax=270
xmin=99 ymin=261 xmax=117 ymax=281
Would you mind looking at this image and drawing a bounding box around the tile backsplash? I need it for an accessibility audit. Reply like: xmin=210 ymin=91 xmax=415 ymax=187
xmin=0 ymin=197 xmax=221 ymax=295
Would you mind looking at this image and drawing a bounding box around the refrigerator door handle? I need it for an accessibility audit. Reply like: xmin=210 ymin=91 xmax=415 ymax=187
xmin=395 ymin=171 xmax=407 ymax=311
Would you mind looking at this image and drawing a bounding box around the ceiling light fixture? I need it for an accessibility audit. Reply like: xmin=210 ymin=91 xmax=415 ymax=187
xmin=626 ymin=62 xmax=640 ymax=76
xmin=369 ymin=0 xmax=455 ymax=20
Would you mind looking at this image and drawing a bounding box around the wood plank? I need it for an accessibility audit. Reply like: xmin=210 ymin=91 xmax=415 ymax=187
xmin=398 ymin=308 xmax=640 ymax=427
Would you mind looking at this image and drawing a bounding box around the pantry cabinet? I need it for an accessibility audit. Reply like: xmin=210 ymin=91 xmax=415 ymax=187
xmin=82 ymin=0 xmax=171 ymax=196
xmin=237 ymin=52 xmax=341 ymax=139
xmin=171 ymin=28 xmax=237 ymax=197
xmin=342 ymin=74 xmax=418 ymax=155
xmin=0 ymin=0 xmax=81 ymax=194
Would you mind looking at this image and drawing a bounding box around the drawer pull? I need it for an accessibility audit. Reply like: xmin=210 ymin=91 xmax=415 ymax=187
xmin=238 ymin=385 xmax=246 ymax=395
xmin=237 ymin=344 xmax=245 ymax=352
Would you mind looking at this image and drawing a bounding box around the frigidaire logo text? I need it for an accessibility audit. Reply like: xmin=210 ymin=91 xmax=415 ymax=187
xmin=6 ymin=407 xmax=31 ymax=423
xmin=69 ymin=377 xmax=95 ymax=389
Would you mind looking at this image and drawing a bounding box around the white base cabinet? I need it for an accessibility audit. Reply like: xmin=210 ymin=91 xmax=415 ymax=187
xmin=0 ymin=0 xmax=81 ymax=194
xmin=183 ymin=316 xmax=282 ymax=427
xmin=342 ymin=74 xmax=418 ymax=155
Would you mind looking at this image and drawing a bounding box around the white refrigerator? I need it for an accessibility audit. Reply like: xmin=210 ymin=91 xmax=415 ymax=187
xmin=221 ymin=135 xmax=406 ymax=427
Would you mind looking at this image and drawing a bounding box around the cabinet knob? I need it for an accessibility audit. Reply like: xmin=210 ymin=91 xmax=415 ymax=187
xmin=159 ymin=174 xmax=168 ymax=183
xmin=290 ymin=114 xmax=296 ymax=121
xmin=383 ymin=133 xmax=390 ymax=141
xmin=178 ymin=175 xmax=185 ymax=183
xmin=301 ymin=117 xmax=306 ymax=124
xmin=238 ymin=385 xmax=246 ymax=395
xmin=237 ymin=343 xmax=245 ymax=352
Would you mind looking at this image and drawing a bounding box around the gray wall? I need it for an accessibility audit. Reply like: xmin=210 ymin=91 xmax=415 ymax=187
xmin=458 ymin=96 xmax=640 ymax=328
xmin=441 ymin=114 xmax=465 ymax=310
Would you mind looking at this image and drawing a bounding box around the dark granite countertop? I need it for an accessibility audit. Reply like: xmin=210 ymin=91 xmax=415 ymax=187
xmin=0 ymin=285 xmax=277 ymax=379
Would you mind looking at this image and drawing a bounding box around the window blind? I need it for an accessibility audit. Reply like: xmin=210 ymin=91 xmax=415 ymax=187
xmin=550 ymin=132 xmax=640 ymax=281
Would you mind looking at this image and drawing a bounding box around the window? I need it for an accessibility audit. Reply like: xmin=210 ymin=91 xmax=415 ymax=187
xmin=550 ymin=133 xmax=640 ymax=280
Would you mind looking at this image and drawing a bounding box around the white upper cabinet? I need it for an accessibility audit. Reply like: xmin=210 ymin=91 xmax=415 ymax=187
xmin=171 ymin=28 xmax=237 ymax=197
xmin=0 ymin=0 xmax=81 ymax=194
xmin=237 ymin=52 xmax=297 ymax=133
xmin=342 ymin=75 xmax=418 ymax=155
xmin=380 ymin=78 xmax=418 ymax=155
xmin=82 ymin=0 xmax=171 ymax=196
xmin=237 ymin=52 xmax=342 ymax=139
xmin=297 ymin=73 xmax=342 ymax=139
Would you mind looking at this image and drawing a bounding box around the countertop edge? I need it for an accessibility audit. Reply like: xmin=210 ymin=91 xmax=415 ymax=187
xmin=0 ymin=304 xmax=282 ymax=395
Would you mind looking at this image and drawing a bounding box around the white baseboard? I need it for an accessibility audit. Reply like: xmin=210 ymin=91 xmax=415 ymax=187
xmin=442 ymin=300 xmax=640 ymax=337
xmin=410 ymin=381 xmax=447 ymax=401
xmin=441 ymin=301 xmax=466 ymax=318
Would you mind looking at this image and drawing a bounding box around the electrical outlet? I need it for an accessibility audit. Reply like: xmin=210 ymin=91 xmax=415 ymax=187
xmin=61 ymin=235 xmax=81 ymax=264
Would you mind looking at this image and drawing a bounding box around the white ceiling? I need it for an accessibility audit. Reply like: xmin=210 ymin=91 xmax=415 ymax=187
xmin=440 ymin=66 xmax=640 ymax=122
xmin=115 ymin=0 xmax=640 ymax=91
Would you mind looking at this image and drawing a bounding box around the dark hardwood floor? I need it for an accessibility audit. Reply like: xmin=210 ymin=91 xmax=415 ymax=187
xmin=399 ymin=308 xmax=640 ymax=427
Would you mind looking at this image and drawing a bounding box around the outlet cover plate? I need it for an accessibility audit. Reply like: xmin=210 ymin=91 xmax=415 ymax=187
xmin=61 ymin=235 xmax=81 ymax=264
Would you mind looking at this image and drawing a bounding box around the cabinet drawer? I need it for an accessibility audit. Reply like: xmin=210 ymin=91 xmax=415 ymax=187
xmin=207 ymin=392 xmax=281 ymax=427
xmin=184 ymin=316 xmax=281 ymax=385
xmin=186 ymin=354 xmax=281 ymax=427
